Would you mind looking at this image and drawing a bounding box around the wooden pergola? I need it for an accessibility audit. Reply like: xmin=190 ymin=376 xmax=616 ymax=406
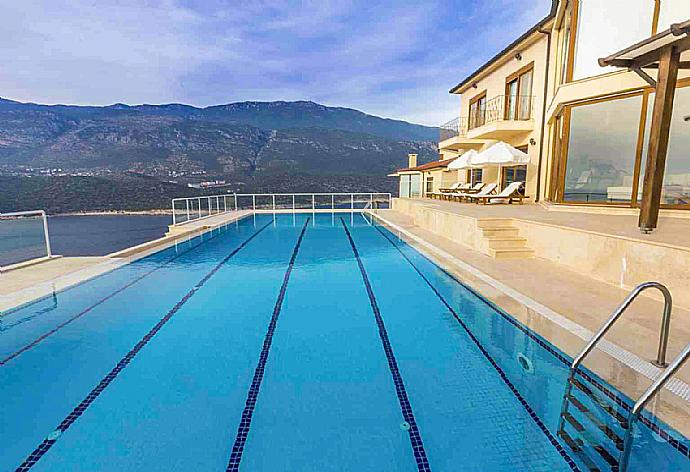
xmin=599 ymin=20 xmax=690 ymax=233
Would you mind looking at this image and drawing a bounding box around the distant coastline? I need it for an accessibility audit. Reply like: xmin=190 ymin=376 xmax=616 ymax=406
xmin=55 ymin=209 xmax=172 ymax=216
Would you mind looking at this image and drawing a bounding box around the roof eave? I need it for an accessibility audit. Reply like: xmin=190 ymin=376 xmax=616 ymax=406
xmin=448 ymin=0 xmax=558 ymax=95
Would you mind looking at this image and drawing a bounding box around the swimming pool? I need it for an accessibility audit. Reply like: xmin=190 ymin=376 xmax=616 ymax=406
xmin=1 ymin=213 xmax=688 ymax=471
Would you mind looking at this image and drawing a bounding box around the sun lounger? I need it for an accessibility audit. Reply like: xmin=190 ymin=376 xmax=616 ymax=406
xmin=437 ymin=183 xmax=471 ymax=200
xmin=469 ymin=181 xmax=528 ymax=204
xmin=465 ymin=182 xmax=485 ymax=193
xmin=429 ymin=182 xmax=460 ymax=199
xmin=439 ymin=182 xmax=463 ymax=193
xmin=450 ymin=183 xmax=496 ymax=202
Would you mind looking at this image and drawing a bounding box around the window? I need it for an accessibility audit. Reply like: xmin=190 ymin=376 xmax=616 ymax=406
xmin=502 ymin=166 xmax=527 ymax=194
xmin=399 ymin=175 xmax=410 ymax=198
xmin=410 ymin=174 xmax=421 ymax=197
xmin=399 ymin=174 xmax=422 ymax=198
xmin=572 ymin=0 xmax=655 ymax=80
xmin=506 ymin=65 xmax=534 ymax=120
xmin=469 ymin=92 xmax=487 ymax=129
xmin=425 ymin=175 xmax=434 ymax=194
xmin=557 ymin=4 xmax=573 ymax=85
xmin=640 ymin=86 xmax=690 ymax=206
xmin=469 ymin=168 xmax=483 ymax=185
xmin=562 ymin=94 xmax=644 ymax=203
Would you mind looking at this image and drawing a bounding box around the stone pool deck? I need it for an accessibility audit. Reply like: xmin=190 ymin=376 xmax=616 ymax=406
xmin=0 ymin=210 xmax=251 ymax=314
xmin=369 ymin=208 xmax=690 ymax=437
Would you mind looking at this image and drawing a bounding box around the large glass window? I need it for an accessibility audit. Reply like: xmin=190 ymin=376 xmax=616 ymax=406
xmin=572 ymin=0 xmax=654 ymax=80
xmin=399 ymin=174 xmax=422 ymax=198
xmin=563 ymin=94 xmax=644 ymax=203
xmin=399 ymin=175 xmax=410 ymax=198
xmin=410 ymin=174 xmax=421 ymax=197
xmin=641 ymin=86 xmax=690 ymax=205
xmin=557 ymin=5 xmax=573 ymax=85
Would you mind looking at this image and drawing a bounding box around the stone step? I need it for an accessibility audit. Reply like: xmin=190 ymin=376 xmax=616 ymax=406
xmin=476 ymin=218 xmax=513 ymax=229
xmin=488 ymin=248 xmax=535 ymax=260
xmin=487 ymin=237 xmax=528 ymax=250
xmin=481 ymin=227 xmax=520 ymax=238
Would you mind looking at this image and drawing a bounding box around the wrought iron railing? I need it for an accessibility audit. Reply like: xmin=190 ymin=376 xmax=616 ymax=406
xmin=439 ymin=117 xmax=469 ymax=141
xmin=468 ymin=95 xmax=535 ymax=130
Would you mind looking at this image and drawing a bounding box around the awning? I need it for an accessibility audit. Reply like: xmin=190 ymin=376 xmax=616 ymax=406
xmin=471 ymin=142 xmax=529 ymax=166
xmin=446 ymin=150 xmax=480 ymax=170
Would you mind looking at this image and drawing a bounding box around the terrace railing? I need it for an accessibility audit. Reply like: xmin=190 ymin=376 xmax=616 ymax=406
xmin=0 ymin=210 xmax=53 ymax=269
xmin=171 ymin=192 xmax=392 ymax=226
xmin=468 ymin=95 xmax=535 ymax=130
xmin=439 ymin=117 xmax=469 ymax=141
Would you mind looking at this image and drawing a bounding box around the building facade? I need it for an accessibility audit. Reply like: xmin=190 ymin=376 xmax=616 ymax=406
xmin=544 ymin=0 xmax=689 ymax=211
xmin=396 ymin=0 xmax=689 ymax=220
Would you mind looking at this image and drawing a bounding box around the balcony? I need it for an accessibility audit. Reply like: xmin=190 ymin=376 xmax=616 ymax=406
xmin=438 ymin=117 xmax=488 ymax=151
xmin=467 ymin=95 xmax=535 ymax=140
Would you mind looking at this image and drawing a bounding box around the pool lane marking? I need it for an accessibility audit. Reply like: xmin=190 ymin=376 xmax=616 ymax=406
xmin=369 ymin=221 xmax=580 ymax=472
xmin=340 ymin=218 xmax=432 ymax=472
xmin=1 ymin=223 xmax=238 ymax=367
xmin=13 ymin=220 xmax=273 ymax=472
xmin=225 ymin=218 xmax=310 ymax=471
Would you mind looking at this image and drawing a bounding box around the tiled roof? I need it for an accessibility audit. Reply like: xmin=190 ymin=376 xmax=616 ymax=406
xmin=396 ymin=157 xmax=458 ymax=173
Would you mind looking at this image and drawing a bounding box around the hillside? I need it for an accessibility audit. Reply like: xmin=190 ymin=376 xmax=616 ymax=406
xmin=0 ymin=98 xmax=437 ymax=211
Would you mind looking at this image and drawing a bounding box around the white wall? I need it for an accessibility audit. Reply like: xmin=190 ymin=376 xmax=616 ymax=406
xmin=572 ymin=0 xmax=655 ymax=80
xmin=658 ymin=0 xmax=690 ymax=31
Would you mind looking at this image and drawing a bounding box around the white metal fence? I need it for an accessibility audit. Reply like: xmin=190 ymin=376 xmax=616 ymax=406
xmin=171 ymin=193 xmax=391 ymax=226
xmin=0 ymin=210 xmax=52 ymax=269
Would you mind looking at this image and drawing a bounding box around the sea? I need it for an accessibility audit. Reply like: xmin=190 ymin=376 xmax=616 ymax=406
xmin=0 ymin=214 xmax=171 ymax=267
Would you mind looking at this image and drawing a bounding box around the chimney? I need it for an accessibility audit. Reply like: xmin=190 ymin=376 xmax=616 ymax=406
xmin=408 ymin=153 xmax=418 ymax=168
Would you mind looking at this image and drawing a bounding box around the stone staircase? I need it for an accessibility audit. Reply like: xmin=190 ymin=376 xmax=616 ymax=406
xmin=476 ymin=219 xmax=534 ymax=260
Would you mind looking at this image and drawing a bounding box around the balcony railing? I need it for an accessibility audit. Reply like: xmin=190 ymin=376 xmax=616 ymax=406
xmin=468 ymin=95 xmax=535 ymax=130
xmin=439 ymin=117 xmax=469 ymax=141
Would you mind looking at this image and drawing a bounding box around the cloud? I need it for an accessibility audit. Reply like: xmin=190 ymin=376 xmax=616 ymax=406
xmin=0 ymin=0 xmax=551 ymax=126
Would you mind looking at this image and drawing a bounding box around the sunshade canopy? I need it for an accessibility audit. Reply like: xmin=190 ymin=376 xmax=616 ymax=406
xmin=446 ymin=149 xmax=480 ymax=170
xmin=471 ymin=142 xmax=530 ymax=166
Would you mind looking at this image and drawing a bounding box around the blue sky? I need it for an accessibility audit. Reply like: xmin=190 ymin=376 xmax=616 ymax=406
xmin=0 ymin=0 xmax=550 ymax=126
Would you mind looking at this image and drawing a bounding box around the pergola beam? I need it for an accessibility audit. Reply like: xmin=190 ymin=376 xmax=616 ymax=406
xmin=629 ymin=66 xmax=657 ymax=87
xmin=598 ymin=20 xmax=690 ymax=232
xmin=638 ymin=45 xmax=681 ymax=232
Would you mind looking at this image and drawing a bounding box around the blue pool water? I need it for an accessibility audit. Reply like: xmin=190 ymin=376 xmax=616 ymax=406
xmin=1 ymin=213 xmax=688 ymax=471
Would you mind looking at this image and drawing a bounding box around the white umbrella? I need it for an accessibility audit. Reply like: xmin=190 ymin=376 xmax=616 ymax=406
xmin=446 ymin=149 xmax=480 ymax=170
xmin=471 ymin=141 xmax=529 ymax=166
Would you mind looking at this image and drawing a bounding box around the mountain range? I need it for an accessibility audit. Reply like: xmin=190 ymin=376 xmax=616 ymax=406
xmin=0 ymin=99 xmax=437 ymax=211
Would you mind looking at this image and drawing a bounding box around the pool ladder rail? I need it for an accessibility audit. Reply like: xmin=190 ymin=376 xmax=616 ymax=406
xmin=556 ymin=282 xmax=690 ymax=472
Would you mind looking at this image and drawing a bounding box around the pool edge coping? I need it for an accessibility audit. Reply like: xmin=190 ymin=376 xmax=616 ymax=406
xmin=365 ymin=211 xmax=690 ymax=409
xmin=0 ymin=211 xmax=253 ymax=317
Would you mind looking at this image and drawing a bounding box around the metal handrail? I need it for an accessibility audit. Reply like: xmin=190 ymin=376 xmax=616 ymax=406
xmin=468 ymin=95 xmax=535 ymax=130
xmin=439 ymin=117 xmax=469 ymax=141
xmin=568 ymin=282 xmax=672 ymax=375
xmin=619 ymin=341 xmax=690 ymax=471
xmin=171 ymin=192 xmax=392 ymax=226
xmin=0 ymin=210 xmax=52 ymax=260
xmin=558 ymin=282 xmax=678 ymax=472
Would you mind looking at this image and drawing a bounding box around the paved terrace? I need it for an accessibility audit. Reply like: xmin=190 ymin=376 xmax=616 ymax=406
xmin=410 ymin=198 xmax=690 ymax=249
xmin=372 ymin=205 xmax=690 ymax=436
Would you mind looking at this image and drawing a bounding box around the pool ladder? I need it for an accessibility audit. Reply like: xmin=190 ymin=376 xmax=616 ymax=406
xmin=556 ymin=282 xmax=690 ymax=472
